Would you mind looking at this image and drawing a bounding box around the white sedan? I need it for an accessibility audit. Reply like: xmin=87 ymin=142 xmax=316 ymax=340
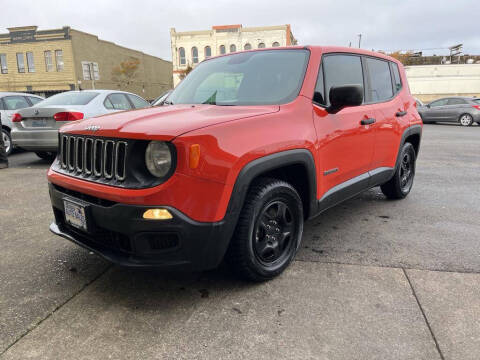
xmin=11 ymin=90 xmax=150 ymax=160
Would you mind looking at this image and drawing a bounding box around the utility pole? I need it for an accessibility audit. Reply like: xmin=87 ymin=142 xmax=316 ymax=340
xmin=358 ymin=34 xmax=362 ymax=48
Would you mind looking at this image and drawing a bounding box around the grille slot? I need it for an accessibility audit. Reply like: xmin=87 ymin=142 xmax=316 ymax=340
xmin=103 ymin=140 xmax=114 ymax=179
xmin=75 ymin=137 xmax=84 ymax=172
xmin=58 ymin=134 xmax=128 ymax=184
xmin=67 ymin=137 xmax=75 ymax=170
xmin=93 ymin=139 xmax=104 ymax=177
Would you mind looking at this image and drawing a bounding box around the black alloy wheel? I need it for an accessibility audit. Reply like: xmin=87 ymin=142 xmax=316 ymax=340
xmin=253 ymin=200 xmax=296 ymax=265
xmin=226 ymin=178 xmax=303 ymax=281
xmin=380 ymin=142 xmax=416 ymax=199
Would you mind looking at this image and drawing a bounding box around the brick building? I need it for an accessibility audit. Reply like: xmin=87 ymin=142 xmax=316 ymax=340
xmin=0 ymin=26 xmax=172 ymax=100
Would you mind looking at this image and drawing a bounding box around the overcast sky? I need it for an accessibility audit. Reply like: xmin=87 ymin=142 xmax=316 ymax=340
xmin=2 ymin=0 xmax=478 ymax=60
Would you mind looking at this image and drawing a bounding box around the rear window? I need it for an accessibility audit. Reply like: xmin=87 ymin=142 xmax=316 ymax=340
xmin=37 ymin=92 xmax=99 ymax=106
xmin=447 ymin=98 xmax=467 ymax=105
xmin=365 ymin=57 xmax=393 ymax=102
xmin=391 ymin=63 xmax=402 ymax=93
xmin=127 ymin=94 xmax=150 ymax=109
xmin=28 ymin=96 xmax=43 ymax=105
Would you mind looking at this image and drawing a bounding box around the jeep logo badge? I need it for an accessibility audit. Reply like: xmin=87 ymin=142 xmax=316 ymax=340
xmin=86 ymin=125 xmax=100 ymax=132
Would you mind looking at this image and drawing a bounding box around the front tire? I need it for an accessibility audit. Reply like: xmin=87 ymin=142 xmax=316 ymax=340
xmin=35 ymin=151 xmax=56 ymax=161
xmin=226 ymin=178 xmax=304 ymax=282
xmin=459 ymin=113 xmax=473 ymax=126
xmin=381 ymin=143 xmax=416 ymax=199
xmin=1 ymin=128 xmax=12 ymax=156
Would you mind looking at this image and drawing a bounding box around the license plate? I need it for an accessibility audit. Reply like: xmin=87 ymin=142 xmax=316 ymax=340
xmin=64 ymin=199 xmax=88 ymax=231
xmin=31 ymin=119 xmax=47 ymax=127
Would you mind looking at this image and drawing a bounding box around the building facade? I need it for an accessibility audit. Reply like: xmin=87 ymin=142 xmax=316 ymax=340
xmin=405 ymin=64 xmax=480 ymax=102
xmin=170 ymin=24 xmax=296 ymax=87
xmin=0 ymin=26 xmax=172 ymax=100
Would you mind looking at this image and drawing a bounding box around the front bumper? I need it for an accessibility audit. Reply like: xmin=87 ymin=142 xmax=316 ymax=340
xmin=48 ymin=183 xmax=237 ymax=270
xmin=11 ymin=128 xmax=58 ymax=151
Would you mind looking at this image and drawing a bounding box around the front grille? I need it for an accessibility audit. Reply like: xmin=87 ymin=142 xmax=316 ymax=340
xmin=59 ymin=134 xmax=128 ymax=183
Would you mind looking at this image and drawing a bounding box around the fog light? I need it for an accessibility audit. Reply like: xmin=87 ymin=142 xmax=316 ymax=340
xmin=143 ymin=209 xmax=173 ymax=220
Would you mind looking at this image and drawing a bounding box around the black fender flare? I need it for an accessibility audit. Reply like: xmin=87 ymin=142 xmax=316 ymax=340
xmin=226 ymin=149 xmax=318 ymax=220
xmin=395 ymin=124 xmax=422 ymax=170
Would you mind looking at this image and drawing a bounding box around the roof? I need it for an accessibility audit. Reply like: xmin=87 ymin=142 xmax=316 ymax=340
xmin=0 ymin=92 xmax=43 ymax=98
xmin=199 ymin=45 xmax=401 ymax=66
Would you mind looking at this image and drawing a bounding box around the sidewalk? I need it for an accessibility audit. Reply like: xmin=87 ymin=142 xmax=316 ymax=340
xmin=3 ymin=261 xmax=478 ymax=359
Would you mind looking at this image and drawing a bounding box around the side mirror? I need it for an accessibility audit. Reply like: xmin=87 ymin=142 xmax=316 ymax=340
xmin=327 ymin=85 xmax=363 ymax=114
xmin=426 ymin=104 xmax=431 ymax=108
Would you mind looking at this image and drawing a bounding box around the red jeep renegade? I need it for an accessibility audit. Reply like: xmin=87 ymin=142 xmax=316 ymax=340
xmin=48 ymin=46 xmax=422 ymax=281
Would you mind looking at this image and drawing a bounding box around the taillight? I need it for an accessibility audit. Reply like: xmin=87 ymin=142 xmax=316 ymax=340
xmin=12 ymin=113 xmax=22 ymax=122
xmin=472 ymin=105 xmax=480 ymax=111
xmin=53 ymin=112 xmax=84 ymax=121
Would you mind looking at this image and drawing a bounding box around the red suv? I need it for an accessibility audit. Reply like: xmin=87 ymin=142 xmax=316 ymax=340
xmin=48 ymin=46 xmax=422 ymax=281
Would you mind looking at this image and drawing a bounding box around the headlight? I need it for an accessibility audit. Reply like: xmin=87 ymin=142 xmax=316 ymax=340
xmin=145 ymin=141 xmax=172 ymax=178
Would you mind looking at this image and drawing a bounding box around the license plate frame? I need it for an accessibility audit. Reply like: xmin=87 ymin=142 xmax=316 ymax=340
xmin=31 ymin=119 xmax=48 ymax=127
xmin=63 ymin=198 xmax=89 ymax=232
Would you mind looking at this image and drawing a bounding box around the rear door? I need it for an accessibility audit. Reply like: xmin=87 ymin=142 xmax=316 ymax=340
xmin=312 ymin=53 xmax=376 ymax=200
xmin=445 ymin=98 xmax=469 ymax=122
xmin=366 ymin=57 xmax=403 ymax=171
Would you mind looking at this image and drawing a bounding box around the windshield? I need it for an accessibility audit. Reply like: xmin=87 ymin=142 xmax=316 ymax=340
xmin=168 ymin=49 xmax=309 ymax=106
xmin=35 ymin=92 xmax=99 ymax=106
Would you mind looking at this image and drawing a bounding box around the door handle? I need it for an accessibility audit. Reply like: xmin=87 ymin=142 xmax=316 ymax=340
xmin=396 ymin=110 xmax=407 ymax=117
xmin=360 ymin=118 xmax=376 ymax=125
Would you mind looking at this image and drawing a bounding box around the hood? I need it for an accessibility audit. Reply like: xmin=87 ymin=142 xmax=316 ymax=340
xmin=60 ymin=104 xmax=279 ymax=140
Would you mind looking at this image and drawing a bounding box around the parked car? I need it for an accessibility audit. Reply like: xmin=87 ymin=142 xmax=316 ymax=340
xmin=0 ymin=92 xmax=44 ymax=155
xmin=417 ymin=96 xmax=480 ymax=126
xmin=11 ymin=90 xmax=150 ymax=160
xmin=47 ymin=47 xmax=422 ymax=281
xmin=151 ymin=90 xmax=172 ymax=106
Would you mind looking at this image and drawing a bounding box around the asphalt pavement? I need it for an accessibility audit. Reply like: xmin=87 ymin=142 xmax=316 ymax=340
xmin=0 ymin=124 xmax=479 ymax=359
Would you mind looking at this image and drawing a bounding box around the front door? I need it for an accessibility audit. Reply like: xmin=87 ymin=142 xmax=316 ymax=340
xmin=312 ymin=54 xmax=375 ymax=201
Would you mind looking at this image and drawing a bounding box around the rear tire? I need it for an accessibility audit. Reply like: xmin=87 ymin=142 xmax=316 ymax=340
xmin=459 ymin=113 xmax=473 ymax=126
xmin=381 ymin=143 xmax=416 ymax=199
xmin=1 ymin=128 xmax=12 ymax=156
xmin=35 ymin=151 xmax=56 ymax=161
xmin=226 ymin=178 xmax=303 ymax=282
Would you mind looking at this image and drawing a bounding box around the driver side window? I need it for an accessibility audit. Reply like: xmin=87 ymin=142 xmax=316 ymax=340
xmin=320 ymin=54 xmax=364 ymax=107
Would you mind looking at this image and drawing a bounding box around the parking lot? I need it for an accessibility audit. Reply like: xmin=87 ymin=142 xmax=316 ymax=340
xmin=0 ymin=123 xmax=479 ymax=359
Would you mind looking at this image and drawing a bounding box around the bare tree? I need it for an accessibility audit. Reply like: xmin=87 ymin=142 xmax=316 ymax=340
xmin=112 ymin=57 xmax=141 ymax=88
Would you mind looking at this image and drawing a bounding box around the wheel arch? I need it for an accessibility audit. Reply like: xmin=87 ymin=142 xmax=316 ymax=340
xmin=396 ymin=125 xmax=422 ymax=170
xmin=226 ymin=149 xmax=317 ymax=221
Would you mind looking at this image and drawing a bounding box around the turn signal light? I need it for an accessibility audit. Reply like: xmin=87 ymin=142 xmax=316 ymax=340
xmin=189 ymin=144 xmax=200 ymax=169
xmin=143 ymin=209 xmax=173 ymax=220
xmin=54 ymin=112 xmax=84 ymax=121
xmin=12 ymin=113 xmax=22 ymax=122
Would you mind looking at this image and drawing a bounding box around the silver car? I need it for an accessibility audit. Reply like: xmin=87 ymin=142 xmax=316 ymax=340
xmin=417 ymin=96 xmax=480 ymax=126
xmin=11 ymin=90 xmax=150 ymax=159
xmin=0 ymin=92 xmax=44 ymax=155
